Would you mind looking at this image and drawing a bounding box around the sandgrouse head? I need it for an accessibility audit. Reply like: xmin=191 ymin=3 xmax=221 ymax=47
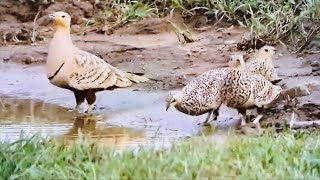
xmin=229 ymin=54 xmax=245 ymax=69
xmin=165 ymin=90 xmax=182 ymax=111
xmin=49 ymin=11 xmax=71 ymax=29
xmin=257 ymin=45 xmax=277 ymax=59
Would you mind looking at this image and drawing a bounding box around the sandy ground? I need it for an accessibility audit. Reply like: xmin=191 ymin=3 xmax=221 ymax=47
xmin=0 ymin=14 xmax=319 ymax=147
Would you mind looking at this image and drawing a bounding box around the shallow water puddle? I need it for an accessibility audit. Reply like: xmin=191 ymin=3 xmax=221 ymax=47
xmin=0 ymin=96 xmax=161 ymax=148
xmin=0 ymin=97 xmax=75 ymax=142
xmin=0 ymin=96 xmax=233 ymax=148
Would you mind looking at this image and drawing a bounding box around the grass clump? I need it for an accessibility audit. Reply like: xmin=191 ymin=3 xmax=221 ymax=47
xmin=95 ymin=0 xmax=320 ymax=50
xmin=167 ymin=0 xmax=320 ymax=50
xmin=11 ymin=0 xmax=320 ymax=50
xmin=1 ymin=131 xmax=320 ymax=179
xmin=96 ymin=0 xmax=157 ymax=34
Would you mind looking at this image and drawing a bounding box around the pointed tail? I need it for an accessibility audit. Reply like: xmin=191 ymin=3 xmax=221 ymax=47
xmin=125 ymin=72 xmax=149 ymax=83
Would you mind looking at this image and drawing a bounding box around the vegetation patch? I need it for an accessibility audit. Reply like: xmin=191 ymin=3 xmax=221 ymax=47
xmin=7 ymin=0 xmax=320 ymax=51
xmin=1 ymin=130 xmax=320 ymax=179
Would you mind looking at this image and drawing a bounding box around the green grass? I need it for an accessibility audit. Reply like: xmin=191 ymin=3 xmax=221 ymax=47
xmin=1 ymin=130 xmax=320 ymax=179
xmin=101 ymin=1 xmax=156 ymax=27
xmin=14 ymin=0 xmax=320 ymax=49
xmin=95 ymin=0 xmax=320 ymax=50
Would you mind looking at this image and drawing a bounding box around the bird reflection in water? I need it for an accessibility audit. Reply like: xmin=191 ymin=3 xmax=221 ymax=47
xmin=62 ymin=114 xmax=146 ymax=148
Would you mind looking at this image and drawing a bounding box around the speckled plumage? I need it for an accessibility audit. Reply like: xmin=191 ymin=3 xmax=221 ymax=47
xmin=167 ymin=69 xmax=228 ymax=116
xmin=166 ymin=68 xmax=282 ymax=124
xmin=46 ymin=12 xmax=148 ymax=113
xmin=245 ymin=46 xmax=279 ymax=81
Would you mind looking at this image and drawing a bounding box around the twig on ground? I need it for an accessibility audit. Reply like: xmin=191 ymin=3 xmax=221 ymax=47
xmin=31 ymin=5 xmax=43 ymax=46
xmin=295 ymin=24 xmax=320 ymax=53
xmin=166 ymin=20 xmax=195 ymax=43
xmin=289 ymin=112 xmax=296 ymax=129
xmin=289 ymin=112 xmax=320 ymax=129
xmin=290 ymin=120 xmax=320 ymax=129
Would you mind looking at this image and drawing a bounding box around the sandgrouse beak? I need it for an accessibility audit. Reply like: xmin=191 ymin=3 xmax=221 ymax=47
xmin=166 ymin=102 xmax=170 ymax=111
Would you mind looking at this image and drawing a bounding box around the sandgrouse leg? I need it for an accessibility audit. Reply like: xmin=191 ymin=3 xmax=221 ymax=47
xmin=73 ymin=90 xmax=85 ymax=112
xmin=199 ymin=109 xmax=219 ymax=126
xmin=83 ymin=90 xmax=97 ymax=113
xmin=238 ymin=109 xmax=247 ymax=126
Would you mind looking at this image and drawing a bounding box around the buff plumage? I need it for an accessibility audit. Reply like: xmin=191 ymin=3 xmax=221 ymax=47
xmin=46 ymin=11 xmax=148 ymax=113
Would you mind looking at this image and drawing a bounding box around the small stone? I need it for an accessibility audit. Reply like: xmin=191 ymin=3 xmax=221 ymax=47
xmin=310 ymin=60 xmax=319 ymax=67
xmin=23 ymin=55 xmax=36 ymax=64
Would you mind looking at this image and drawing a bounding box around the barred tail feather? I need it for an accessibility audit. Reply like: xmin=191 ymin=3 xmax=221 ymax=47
xmin=125 ymin=72 xmax=149 ymax=83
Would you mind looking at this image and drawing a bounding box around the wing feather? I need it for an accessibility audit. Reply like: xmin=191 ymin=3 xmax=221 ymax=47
xmin=67 ymin=50 xmax=131 ymax=90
